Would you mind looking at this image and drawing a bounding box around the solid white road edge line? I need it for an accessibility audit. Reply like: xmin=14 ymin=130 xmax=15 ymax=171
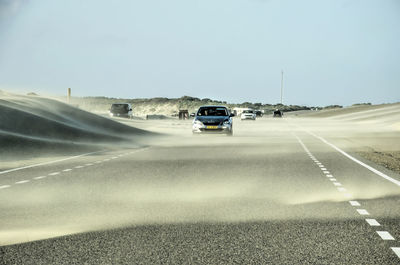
xmin=306 ymin=131 xmax=400 ymax=187
xmin=294 ymin=132 xmax=397 ymax=242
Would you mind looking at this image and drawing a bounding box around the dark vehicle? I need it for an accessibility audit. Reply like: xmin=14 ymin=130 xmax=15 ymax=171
xmin=109 ymin=103 xmax=133 ymax=119
xmin=273 ymin=109 xmax=283 ymax=117
xmin=255 ymin=110 xmax=263 ymax=117
xmin=179 ymin=110 xmax=189 ymax=120
xmin=192 ymin=105 xmax=234 ymax=135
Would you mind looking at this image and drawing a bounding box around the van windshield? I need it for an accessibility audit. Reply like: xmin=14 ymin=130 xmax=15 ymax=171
xmin=111 ymin=104 xmax=129 ymax=112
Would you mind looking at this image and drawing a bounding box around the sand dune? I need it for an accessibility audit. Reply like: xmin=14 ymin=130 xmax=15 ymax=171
xmin=0 ymin=92 xmax=153 ymax=153
xmin=298 ymin=103 xmax=400 ymax=129
xmin=331 ymin=104 xmax=400 ymax=121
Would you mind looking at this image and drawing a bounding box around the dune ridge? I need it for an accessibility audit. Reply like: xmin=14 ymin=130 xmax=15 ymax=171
xmin=0 ymin=92 xmax=153 ymax=153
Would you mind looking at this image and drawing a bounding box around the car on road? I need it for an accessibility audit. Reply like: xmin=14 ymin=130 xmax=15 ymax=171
xmin=241 ymin=109 xmax=256 ymax=120
xmin=192 ymin=105 xmax=234 ymax=135
xmin=273 ymin=109 xmax=283 ymax=118
xmin=109 ymin=103 xmax=133 ymax=119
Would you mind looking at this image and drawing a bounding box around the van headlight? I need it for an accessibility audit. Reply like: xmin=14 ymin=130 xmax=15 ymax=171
xmin=223 ymin=120 xmax=230 ymax=125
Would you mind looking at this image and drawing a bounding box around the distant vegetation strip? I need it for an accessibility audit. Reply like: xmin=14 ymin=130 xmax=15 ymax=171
xmin=64 ymin=95 xmax=338 ymax=116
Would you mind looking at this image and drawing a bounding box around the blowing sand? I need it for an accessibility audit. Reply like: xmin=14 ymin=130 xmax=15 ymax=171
xmin=292 ymin=103 xmax=400 ymax=175
xmin=0 ymin=91 xmax=157 ymax=170
xmin=1 ymin=93 xmax=399 ymax=247
xmin=1 ymin=92 xmax=398 ymax=175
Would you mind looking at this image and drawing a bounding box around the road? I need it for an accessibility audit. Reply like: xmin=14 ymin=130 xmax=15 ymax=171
xmin=1 ymin=118 xmax=400 ymax=264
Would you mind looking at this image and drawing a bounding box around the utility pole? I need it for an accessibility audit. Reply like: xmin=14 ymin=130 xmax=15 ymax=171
xmin=67 ymin=88 xmax=71 ymax=103
xmin=280 ymin=70 xmax=284 ymax=105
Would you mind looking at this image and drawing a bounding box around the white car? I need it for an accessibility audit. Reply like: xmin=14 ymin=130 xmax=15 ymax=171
xmin=241 ymin=109 xmax=256 ymax=120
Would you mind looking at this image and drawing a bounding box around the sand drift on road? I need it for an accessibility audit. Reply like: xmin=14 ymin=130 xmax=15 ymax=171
xmin=0 ymin=92 xmax=155 ymax=156
xmin=1 ymin=94 xmax=400 ymax=264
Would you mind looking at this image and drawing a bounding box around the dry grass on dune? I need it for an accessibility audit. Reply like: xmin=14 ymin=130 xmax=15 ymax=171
xmin=357 ymin=150 xmax=400 ymax=175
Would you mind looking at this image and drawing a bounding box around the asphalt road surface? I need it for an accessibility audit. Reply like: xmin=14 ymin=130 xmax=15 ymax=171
xmin=1 ymin=118 xmax=400 ymax=264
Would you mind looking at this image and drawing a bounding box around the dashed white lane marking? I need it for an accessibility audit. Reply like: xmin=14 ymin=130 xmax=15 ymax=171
xmin=294 ymin=133 xmax=400 ymax=250
xmin=0 ymin=150 xmax=105 ymax=175
xmin=391 ymin=248 xmax=400 ymax=258
xmin=356 ymin=209 xmax=370 ymax=215
xmin=306 ymin=131 xmax=400 ymax=187
xmin=0 ymin=148 xmax=147 ymax=191
xmin=366 ymin=219 xmax=381 ymax=226
xmin=293 ymin=134 xmax=399 ymax=246
xmin=349 ymin=201 xmax=360 ymax=206
xmin=376 ymin=231 xmax=395 ymax=240
xmin=344 ymin=193 xmax=352 ymax=198
xmin=15 ymin=180 xmax=29 ymax=184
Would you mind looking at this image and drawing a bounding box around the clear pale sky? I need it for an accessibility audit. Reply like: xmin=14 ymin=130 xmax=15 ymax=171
xmin=0 ymin=0 xmax=399 ymax=106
